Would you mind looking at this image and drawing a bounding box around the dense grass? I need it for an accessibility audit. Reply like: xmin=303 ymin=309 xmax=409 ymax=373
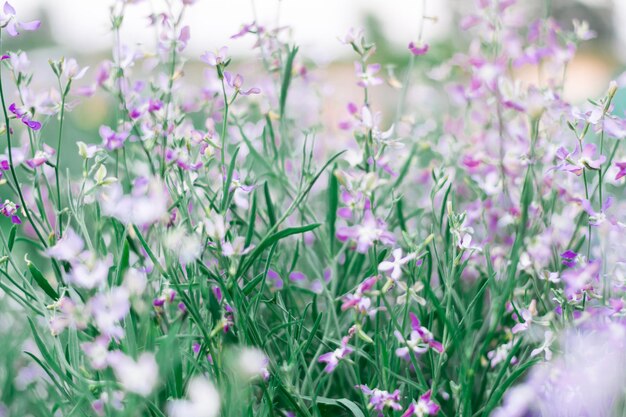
xmin=0 ymin=1 xmax=625 ymax=417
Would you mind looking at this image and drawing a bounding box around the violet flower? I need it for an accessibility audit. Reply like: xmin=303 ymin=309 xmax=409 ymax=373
xmin=561 ymin=259 xmax=601 ymax=299
xmin=357 ymin=385 xmax=402 ymax=415
xmin=580 ymin=197 xmax=620 ymax=227
xmin=0 ymin=199 xmax=20 ymax=224
xmin=401 ymin=390 xmax=440 ymax=417
xmin=408 ymin=41 xmax=429 ymax=56
xmin=615 ymin=161 xmax=626 ymax=181
xmin=341 ymin=276 xmax=378 ymax=315
xmin=355 ymin=62 xmax=383 ymax=88
xmin=395 ymin=313 xmax=444 ymax=360
xmin=223 ymin=71 xmax=261 ymax=96
xmin=554 ymin=144 xmax=605 ymax=176
xmin=99 ymin=125 xmax=129 ymax=151
xmin=25 ymin=144 xmax=55 ymax=169
xmin=336 ymin=210 xmax=395 ymax=253
xmin=9 ymin=103 xmax=41 ymax=130
xmin=318 ymin=335 xmax=353 ymax=373
xmin=560 ymin=250 xmax=578 ymax=268
xmin=201 ymin=46 xmax=228 ymax=66
xmin=0 ymin=2 xmax=41 ymax=37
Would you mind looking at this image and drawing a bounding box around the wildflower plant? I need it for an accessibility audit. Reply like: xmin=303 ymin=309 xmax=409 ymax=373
xmin=0 ymin=0 xmax=625 ymax=416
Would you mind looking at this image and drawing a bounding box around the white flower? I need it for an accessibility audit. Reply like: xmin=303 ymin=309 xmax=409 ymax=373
xmin=46 ymin=228 xmax=84 ymax=261
xmin=237 ymin=347 xmax=269 ymax=380
xmin=378 ymin=248 xmax=415 ymax=281
xmin=530 ymin=330 xmax=555 ymax=361
xmin=109 ymin=352 xmax=159 ymax=397
xmin=168 ymin=377 xmax=220 ymax=417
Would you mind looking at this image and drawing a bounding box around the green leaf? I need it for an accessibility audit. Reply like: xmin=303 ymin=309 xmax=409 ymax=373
xmin=264 ymin=182 xmax=277 ymax=227
xmin=27 ymin=258 xmax=59 ymax=300
xmin=221 ymin=146 xmax=241 ymax=211
xmin=279 ymin=46 xmax=299 ymax=118
xmin=327 ymin=167 xmax=338 ymax=252
xmin=245 ymin=190 xmax=257 ymax=248
xmin=7 ymin=225 xmax=16 ymax=251
xmin=114 ymin=238 xmax=130 ymax=286
xmin=304 ymin=396 xmax=365 ymax=417
xmin=239 ymin=223 xmax=320 ymax=275
xmin=242 ymin=272 xmax=265 ymax=296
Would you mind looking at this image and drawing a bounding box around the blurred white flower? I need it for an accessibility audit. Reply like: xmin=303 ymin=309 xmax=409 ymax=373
xmin=109 ymin=351 xmax=159 ymax=397
xmin=168 ymin=377 xmax=220 ymax=417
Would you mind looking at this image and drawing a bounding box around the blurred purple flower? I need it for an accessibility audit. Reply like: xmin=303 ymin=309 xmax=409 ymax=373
xmin=408 ymin=41 xmax=429 ymax=56
xmin=357 ymin=385 xmax=402 ymax=415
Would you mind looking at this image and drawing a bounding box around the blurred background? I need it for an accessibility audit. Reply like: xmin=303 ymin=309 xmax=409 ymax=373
xmin=12 ymin=0 xmax=626 ymax=93
xmin=5 ymin=0 xmax=626 ymax=171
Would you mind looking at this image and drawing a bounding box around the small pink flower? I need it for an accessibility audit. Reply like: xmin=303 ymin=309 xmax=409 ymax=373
xmin=408 ymin=41 xmax=429 ymax=56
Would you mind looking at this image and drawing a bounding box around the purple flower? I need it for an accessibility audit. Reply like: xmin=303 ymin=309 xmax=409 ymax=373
xmin=201 ymin=47 xmax=228 ymax=66
xmin=25 ymin=144 xmax=55 ymax=169
xmin=231 ymin=22 xmax=260 ymax=39
xmin=554 ymin=144 xmax=605 ymax=176
xmin=580 ymin=197 xmax=617 ymax=227
xmin=318 ymin=336 xmax=353 ymax=373
xmin=560 ymin=250 xmax=578 ymax=268
xmin=402 ymin=390 xmax=439 ymax=417
xmin=495 ymin=322 xmax=626 ymax=417
xmin=561 ymin=259 xmax=601 ymax=299
xmin=336 ymin=210 xmax=395 ymax=253
xmin=8 ymin=103 xmax=41 ymax=130
xmin=341 ymin=276 xmax=378 ymax=315
xmin=395 ymin=313 xmax=444 ymax=360
xmin=0 ymin=199 xmax=20 ymax=224
xmin=289 ymin=271 xmax=306 ymax=282
xmin=358 ymin=385 xmax=402 ymax=414
xmin=99 ymin=125 xmax=129 ymax=151
xmin=355 ymin=62 xmax=383 ymax=88
xmin=408 ymin=41 xmax=429 ymax=56
xmin=0 ymin=2 xmax=41 ymax=37
xmin=267 ymin=269 xmax=284 ymax=289
xmin=615 ymin=161 xmax=626 ymax=180
xmin=223 ymin=71 xmax=261 ymax=96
